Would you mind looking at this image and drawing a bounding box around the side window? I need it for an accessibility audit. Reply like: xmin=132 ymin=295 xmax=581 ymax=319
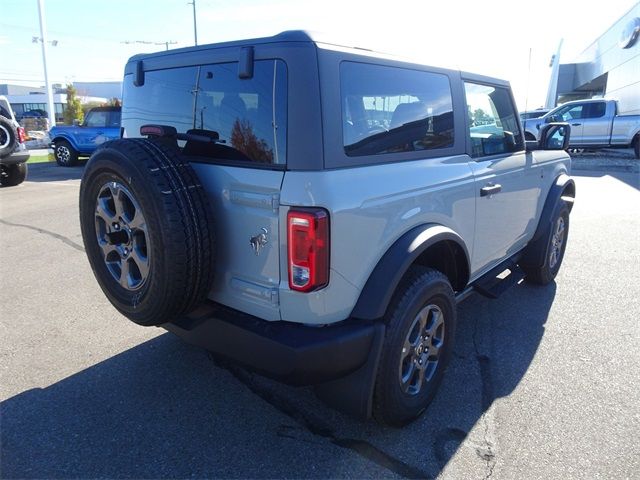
xmin=195 ymin=59 xmax=287 ymax=165
xmin=108 ymin=110 xmax=121 ymax=127
xmin=585 ymin=102 xmax=606 ymax=118
xmin=85 ymin=111 xmax=109 ymax=128
xmin=464 ymin=82 xmax=523 ymax=158
xmin=122 ymin=66 xmax=198 ymax=137
xmin=341 ymin=62 xmax=454 ymax=156
xmin=558 ymin=105 xmax=583 ymax=121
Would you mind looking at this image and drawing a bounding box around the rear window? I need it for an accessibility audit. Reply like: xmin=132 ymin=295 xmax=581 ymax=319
xmin=340 ymin=62 xmax=454 ymax=157
xmin=122 ymin=59 xmax=287 ymax=165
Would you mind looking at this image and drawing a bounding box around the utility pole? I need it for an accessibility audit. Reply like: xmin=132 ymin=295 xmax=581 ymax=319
xmin=36 ymin=0 xmax=56 ymax=127
xmin=188 ymin=0 xmax=198 ymax=46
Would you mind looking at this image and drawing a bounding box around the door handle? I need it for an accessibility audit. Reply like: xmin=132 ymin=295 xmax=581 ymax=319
xmin=571 ymin=123 xmax=581 ymax=127
xmin=480 ymin=184 xmax=502 ymax=197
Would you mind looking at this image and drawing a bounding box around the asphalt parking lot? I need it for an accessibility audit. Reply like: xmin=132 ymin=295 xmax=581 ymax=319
xmin=1 ymin=160 xmax=639 ymax=479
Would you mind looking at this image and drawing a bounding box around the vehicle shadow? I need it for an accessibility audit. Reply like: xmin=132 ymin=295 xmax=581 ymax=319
xmin=571 ymin=169 xmax=639 ymax=191
xmin=26 ymin=162 xmax=86 ymax=182
xmin=1 ymin=281 xmax=555 ymax=479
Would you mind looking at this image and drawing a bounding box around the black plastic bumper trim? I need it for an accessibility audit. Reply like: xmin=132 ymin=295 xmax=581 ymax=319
xmin=163 ymin=301 xmax=381 ymax=386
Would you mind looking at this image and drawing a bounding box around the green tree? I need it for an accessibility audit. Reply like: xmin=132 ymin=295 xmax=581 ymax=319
xmin=63 ymin=84 xmax=84 ymax=125
xmin=472 ymin=108 xmax=493 ymax=126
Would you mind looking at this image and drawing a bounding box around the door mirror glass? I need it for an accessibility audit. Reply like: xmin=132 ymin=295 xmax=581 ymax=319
xmin=539 ymin=123 xmax=570 ymax=150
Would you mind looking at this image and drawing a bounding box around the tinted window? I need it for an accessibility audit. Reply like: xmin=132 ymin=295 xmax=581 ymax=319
xmin=585 ymin=102 xmax=606 ymax=118
xmin=195 ymin=60 xmax=287 ymax=164
xmin=465 ymin=82 xmax=523 ymax=158
xmin=122 ymin=61 xmax=287 ymax=165
xmin=340 ymin=62 xmax=454 ymax=156
xmin=122 ymin=66 xmax=198 ymax=135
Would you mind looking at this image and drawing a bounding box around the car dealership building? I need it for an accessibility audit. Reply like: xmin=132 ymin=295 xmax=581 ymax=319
xmin=554 ymin=3 xmax=640 ymax=115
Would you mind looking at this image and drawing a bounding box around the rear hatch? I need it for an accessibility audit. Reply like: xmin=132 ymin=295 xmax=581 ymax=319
xmin=122 ymin=59 xmax=287 ymax=320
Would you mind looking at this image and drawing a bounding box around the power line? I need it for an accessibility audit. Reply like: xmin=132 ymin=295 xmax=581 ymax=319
xmin=121 ymin=39 xmax=178 ymax=51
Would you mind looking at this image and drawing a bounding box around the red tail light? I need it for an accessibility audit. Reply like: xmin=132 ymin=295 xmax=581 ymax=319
xmin=17 ymin=127 xmax=27 ymax=143
xmin=287 ymin=208 xmax=329 ymax=292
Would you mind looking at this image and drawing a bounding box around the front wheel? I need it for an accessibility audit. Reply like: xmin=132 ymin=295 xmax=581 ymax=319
xmin=0 ymin=162 xmax=28 ymax=187
xmin=522 ymin=206 xmax=570 ymax=285
xmin=54 ymin=139 xmax=79 ymax=166
xmin=373 ymin=267 xmax=456 ymax=426
xmin=634 ymin=136 xmax=639 ymax=159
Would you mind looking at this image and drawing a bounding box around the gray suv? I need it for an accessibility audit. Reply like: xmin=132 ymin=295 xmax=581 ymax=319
xmin=79 ymin=31 xmax=575 ymax=425
xmin=0 ymin=96 xmax=29 ymax=186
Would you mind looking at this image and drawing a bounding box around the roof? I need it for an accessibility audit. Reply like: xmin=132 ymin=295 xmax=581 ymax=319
xmin=125 ymin=30 xmax=510 ymax=87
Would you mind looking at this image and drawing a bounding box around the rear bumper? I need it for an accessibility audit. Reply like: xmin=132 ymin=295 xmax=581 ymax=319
xmin=0 ymin=149 xmax=30 ymax=165
xmin=163 ymin=301 xmax=382 ymax=386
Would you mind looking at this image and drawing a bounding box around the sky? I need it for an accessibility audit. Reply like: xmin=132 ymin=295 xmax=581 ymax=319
xmin=1 ymin=0 xmax=638 ymax=110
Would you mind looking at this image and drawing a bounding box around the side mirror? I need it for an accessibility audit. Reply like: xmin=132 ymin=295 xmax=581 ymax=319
xmin=73 ymin=119 xmax=81 ymax=126
xmin=539 ymin=122 xmax=571 ymax=150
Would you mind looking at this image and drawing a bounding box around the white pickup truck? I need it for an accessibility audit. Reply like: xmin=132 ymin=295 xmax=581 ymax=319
xmin=523 ymin=99 xmax=640 ymax=158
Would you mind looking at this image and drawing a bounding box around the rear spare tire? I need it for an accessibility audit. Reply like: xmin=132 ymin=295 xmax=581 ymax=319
xmin=0 ymin=116 xmax=18 ymax=159
xmin=79 ymin=138 xmax=215 ymax=326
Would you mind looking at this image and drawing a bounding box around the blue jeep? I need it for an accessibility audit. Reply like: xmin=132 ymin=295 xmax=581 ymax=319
xmin=50 ymin=107 xmax=121 ymax=166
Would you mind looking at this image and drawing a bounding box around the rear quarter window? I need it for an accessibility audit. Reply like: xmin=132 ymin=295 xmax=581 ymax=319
xmin=340 ymin=62 xmax=454 ymax=157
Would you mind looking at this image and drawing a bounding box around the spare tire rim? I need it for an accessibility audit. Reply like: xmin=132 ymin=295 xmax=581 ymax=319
xmin=0 ymin=124 xmax=10 ymax=149
xmin=95 ymin=181 xmax=150 ymax=291
xmin=399 ymin=304 xmax=445 ymax=396
xmin=56 ymin=145 xmax=70 ymax=163
xmin=549 ymin=216 xmax=565 ymax=269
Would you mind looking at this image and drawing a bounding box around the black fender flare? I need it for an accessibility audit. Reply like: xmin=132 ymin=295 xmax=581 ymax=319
xmin=521 ymin=173 xmax=575 ymax=268
xmin=350 ymin=224 xmax=470 ymax=321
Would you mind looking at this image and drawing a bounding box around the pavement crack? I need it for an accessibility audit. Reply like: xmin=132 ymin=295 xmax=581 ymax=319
xmin=0 ymin=219 xmax=85 ymax=252
xmin=473 ymin=312 xmax=498 ymax=480
xmin=208 ymin=352 xmax=432 ymax=479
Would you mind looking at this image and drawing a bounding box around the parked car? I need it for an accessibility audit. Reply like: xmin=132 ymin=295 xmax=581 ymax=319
xmin=520 ymin=108 xmax=550 ymax=121
xmin=523 ymin=99 xmax=640 ymax=158
xmin=79 ymin=31 xmax=575 ymax=425
xmin=49 ymin=106 xmax=121 ymax=166
xmin=0 ymin=95 xmax=29 ymax=187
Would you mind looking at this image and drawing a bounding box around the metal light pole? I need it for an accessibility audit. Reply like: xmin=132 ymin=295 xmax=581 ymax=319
xmin=36 ymin=0 xmax=56 ymax=127
xmin=188 ymin=0 xmax=198 ymax=46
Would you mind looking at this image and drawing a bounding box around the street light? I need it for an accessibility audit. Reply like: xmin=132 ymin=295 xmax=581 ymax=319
xmin=121 ymin=40 xmax=178 ymax=51
xmin=35 ymin=0 xmax=56 ymax=127
xmin=188 ymin=0 xmax=198 ymax=46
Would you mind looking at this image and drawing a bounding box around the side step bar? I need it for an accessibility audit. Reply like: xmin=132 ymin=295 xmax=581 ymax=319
xmin=455 ymin=259 xmax=526 ymax=304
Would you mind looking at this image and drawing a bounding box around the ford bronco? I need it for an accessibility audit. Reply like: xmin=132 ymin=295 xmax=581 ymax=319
xmin=50 ymin=106 xmax=121 ymax=166
xmin=79 ymin=31 xmax=575 ymax=425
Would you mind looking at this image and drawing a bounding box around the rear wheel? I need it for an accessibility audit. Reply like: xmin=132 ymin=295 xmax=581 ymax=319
xmin=373 ymin=267 xmax=456 ymax=426
xmin=54 ymin=139 xmax=79 ymax=166
xmin=0 ymin=163 xmax=28 ymax=187
xmin=79 ymin=138 xmax=215 ymax=326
